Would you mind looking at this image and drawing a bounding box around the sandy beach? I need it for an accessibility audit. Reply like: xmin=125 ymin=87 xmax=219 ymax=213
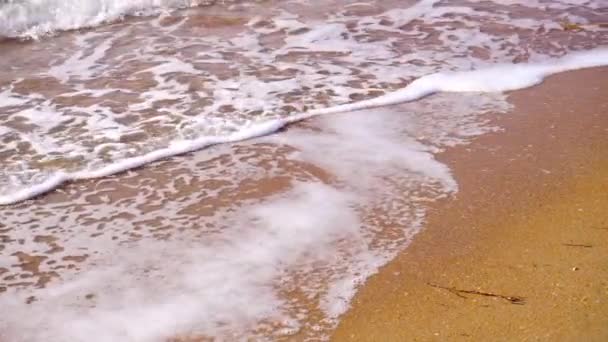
xmin=1 ymin=1 xmax=607 ymax=340
xmin=332 ymin=68 xmax=608 ymax=341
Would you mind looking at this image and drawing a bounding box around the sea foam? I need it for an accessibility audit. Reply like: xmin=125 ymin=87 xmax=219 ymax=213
xmin=1 ymin=48 xmax=607 ymax=206
xmin=308 ymin=48 xmax=608 ymax=115
xmin=0 ymin=0 xmax=212 ymax=39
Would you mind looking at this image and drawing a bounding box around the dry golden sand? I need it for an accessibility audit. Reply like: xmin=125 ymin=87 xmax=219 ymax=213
xmin=332 ymin=68 xmax=608 ymax=341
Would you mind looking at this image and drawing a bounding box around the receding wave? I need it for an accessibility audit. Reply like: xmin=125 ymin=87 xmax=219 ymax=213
xmin=2 ymin=48 xmax=608 ymax=206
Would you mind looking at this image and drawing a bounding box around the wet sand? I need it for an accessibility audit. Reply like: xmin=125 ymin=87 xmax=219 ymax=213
xmin=332 ymin=68 xmax=608 ymax=341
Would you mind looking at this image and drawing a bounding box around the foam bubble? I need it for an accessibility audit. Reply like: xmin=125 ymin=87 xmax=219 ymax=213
xmin=0 ymin=86 xmax=30 ymax=107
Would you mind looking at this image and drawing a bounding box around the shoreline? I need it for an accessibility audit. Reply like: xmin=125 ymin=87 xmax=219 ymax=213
xmin=1 ymin=1 xmax=608 ymax=340
xmin=332 ymin=67 xmax=608 ymax=340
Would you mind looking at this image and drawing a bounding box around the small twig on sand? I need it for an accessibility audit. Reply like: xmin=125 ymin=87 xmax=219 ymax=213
xmin=562 ymin=243 xmax=593 ymax=248
xmin=561 ymin=21 xmax=584 ymax=31
xmin=427 ymin=283 xmax=525 ymax=305
xmin=560 ymin=22 xmax=608 ymax=31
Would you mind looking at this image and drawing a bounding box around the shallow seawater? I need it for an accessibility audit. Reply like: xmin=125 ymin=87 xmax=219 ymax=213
xmin=0 ymin=0 xmax=606 ymax=340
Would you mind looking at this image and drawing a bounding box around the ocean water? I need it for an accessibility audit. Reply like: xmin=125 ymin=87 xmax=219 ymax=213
xmin=0 ymin=0 xmax=606 ymax=340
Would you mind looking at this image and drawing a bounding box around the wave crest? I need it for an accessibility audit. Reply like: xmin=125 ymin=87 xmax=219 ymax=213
xmin=0 ymin=0 xmax=217 ymax=39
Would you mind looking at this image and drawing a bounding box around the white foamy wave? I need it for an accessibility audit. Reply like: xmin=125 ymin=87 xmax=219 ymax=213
xmin=1 ymin=48 xmax=607 ymax=206
xmin=0 ymin=182 xmax=368 ymax=341
xmin=0 ymin=102 xmax=474 ymax=340
xmin=308 ymin=48 xmax=608 ymax=115
xmin=0 ymin=0 xmax=212 ymax=38
xmin=0 ymin=118 xmax=289 ymax=205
